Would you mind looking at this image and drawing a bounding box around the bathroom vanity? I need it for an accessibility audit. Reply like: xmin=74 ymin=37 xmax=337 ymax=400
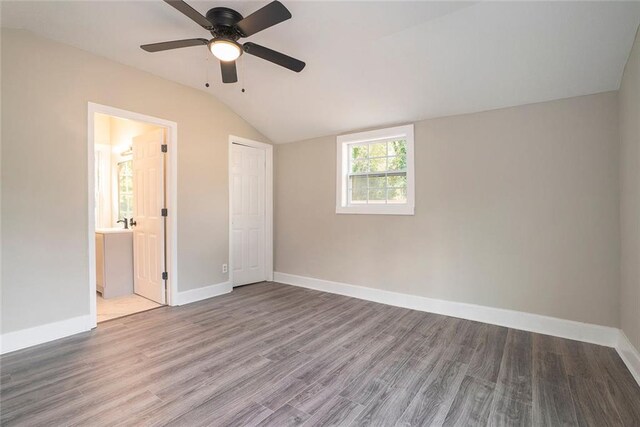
xmin=96 ymin=228 xmax=134 ymax=299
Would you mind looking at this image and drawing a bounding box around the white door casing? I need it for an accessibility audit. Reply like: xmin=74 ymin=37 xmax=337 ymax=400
xmin=132 ymin=129 xmax=166 ymax=304
xmin=231 ymin=143 xmax=266 ymax=286
xmin=89 ymin=102 xmax=178 ymax=328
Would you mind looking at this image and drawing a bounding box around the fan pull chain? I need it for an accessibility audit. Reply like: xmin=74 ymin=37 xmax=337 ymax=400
xmin=204 ymin=54 xmax=210 ymax=88
xmin=240 ymin=56 xmax=246 ymax=93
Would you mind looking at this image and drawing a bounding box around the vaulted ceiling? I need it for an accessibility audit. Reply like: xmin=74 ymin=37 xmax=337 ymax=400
xmin=2 ymin=1 xmax=639 ymax=143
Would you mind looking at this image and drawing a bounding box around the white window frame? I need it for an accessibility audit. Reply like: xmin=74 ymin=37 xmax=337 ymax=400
xmin=336 ymin=124 xmax=415 ymax=215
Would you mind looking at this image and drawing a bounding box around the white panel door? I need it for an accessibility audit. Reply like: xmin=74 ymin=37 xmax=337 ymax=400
xmin=231 ymin=143 xmax=266 ymax=286
xmin=132 ymin=129 xmax=166 ymax=304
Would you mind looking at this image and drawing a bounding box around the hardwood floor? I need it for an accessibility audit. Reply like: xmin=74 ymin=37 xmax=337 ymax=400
xmin=1 ymin=282 xmax=639 ymax=426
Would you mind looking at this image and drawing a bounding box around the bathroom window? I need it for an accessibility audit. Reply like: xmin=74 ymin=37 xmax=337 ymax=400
xmin=118 ymin=160 xmax=133 ymax=220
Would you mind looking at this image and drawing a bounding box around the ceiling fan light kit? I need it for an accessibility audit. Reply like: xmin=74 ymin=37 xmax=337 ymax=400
xmin=208 ymin=39 xmax=242 ymax=62
xmin=141 ymin=0 xmax=305 ymax=84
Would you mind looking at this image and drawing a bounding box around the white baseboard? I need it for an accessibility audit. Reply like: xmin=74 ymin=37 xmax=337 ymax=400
xmin=0 ymin=315 xmax=93 ymax=355
xmin=275 ymin=271 xmax=640 ymax=386
xmin=174 ymin=281 xmax=232 ymax=306
xmin=617 ymin=331 xmax=640 ymax=385
xmin=0 ymin=282 xmax=231 ymax=355
xmin=3 ymin=275 xmax=637 ymax=388
xmin=273 ymin=272 xmax=619 ymax=348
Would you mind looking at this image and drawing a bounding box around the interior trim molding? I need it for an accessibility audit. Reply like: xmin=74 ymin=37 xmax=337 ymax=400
xmin=174 ymin=281 xmax=232 ymax=306
xmin=87 ymin=102 xmax=180 ymax=327
xmin=0 ymin=282 xmax=231 ymax=355
xmin=3 ymin=275 xmax=638 ymax=388
xmin=0 ymin=315 xmax=93 ymax=355
xmin=275 ymin=271 xmax=640 ymax=386
xmin=617 ymin=331 xmax=640 ymax=385
xmin=273 ymin=272 xmax=619 ymax=347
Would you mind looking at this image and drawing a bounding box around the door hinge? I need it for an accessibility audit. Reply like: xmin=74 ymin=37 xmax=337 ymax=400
xmin=161 ymin=144 xmax=168 ymax=153
xmin=162 ymin=272 xmax=168 ymax=280
xmin=161 ymin=208 xmax=168 ymax=217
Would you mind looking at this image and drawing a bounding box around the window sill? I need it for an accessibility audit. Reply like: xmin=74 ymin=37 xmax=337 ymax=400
xmin=336 ymin=205 xmax=415 ymax=216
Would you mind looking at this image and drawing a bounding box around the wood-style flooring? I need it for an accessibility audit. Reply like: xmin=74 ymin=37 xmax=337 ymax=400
xmin=1 ymin=282 xmax=639 ymax=426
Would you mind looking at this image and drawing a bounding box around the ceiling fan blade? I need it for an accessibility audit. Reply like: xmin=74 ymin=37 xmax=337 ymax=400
xmin=164 ymin=0 xmax=213 ymax=29
xmin=236 ymin=1 xmax=291 ymax=37
xmin=243 ymin=42 xmax=305 ymax=72
xmin=220 ymin=61 xmax=238 ymax=83
xmin=141 ymin=38 xmax=209 ymax=52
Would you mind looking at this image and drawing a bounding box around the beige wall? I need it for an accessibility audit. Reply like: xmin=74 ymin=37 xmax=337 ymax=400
xmin=1 ymin=29 xmax=268 ymax=333
xmin=275 ymin=92 xmax=620 ymax=327
xmin=94 ymin=113 xmax=111 ymax=146
xmin=620 ymin=27 xmax=640 ymax=351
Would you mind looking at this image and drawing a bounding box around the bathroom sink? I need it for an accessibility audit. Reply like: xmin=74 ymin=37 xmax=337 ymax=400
xmin=96 ymin=227 xmax=133 ymax=234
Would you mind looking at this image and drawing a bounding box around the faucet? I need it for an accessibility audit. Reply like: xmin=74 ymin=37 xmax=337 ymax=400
xmin=116 ymin=218 xmax=129 ymax=229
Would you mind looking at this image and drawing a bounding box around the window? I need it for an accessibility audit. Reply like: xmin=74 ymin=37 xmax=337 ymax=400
xmin=117 ymin=160 xmax=133 ymax=220
xmin=336 ymin=124 xmax=414 ymax=215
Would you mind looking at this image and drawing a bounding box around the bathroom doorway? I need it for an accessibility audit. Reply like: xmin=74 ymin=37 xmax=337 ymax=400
xmin=88 ymin=103 xmax=178 ymax=326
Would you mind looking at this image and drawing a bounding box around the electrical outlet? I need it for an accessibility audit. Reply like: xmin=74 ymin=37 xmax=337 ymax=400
xmin=222 ymin=264 xmax=228 ymax=274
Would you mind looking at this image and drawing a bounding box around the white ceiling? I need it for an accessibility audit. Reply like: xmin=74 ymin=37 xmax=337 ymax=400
xmin=2 ymin=1 xmax=639 ymax=143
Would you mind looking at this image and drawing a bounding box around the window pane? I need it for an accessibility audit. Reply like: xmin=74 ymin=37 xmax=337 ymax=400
xmin=368 ymin=175 xmax=386 ymax=188
xmin=388 ymin=139 xmax=406 ymax=156
xmin=119 ymin=194 xmax=134 ymax=217
xmin=350 ymin=175 xmax=367 ymax=190
xmin=350 ymin=186 xmax=367 ymax=203
xmin=349 ymin=176 xmax=368 ymax=204
xmin=369 ymin=157 xmax=386 ymax=172
xmin=387 ymin=187 xmax=407 ymax=203
xmin=351 ymin=159 xmax=368 ymax=173
xmin=368 ymin=188 xmax=386 ymax=202
xmin=387 ymin=174 xmax=407 ymax=188
xmin=118 ymin=160 xmax=133 ymax=219
xmin=350 ymin=144 xmax=368 ymax=160
xmin=369 ymin=142 xmax=386 ymax=158
xmin=387 ymin=156 xmax=406 ymax=171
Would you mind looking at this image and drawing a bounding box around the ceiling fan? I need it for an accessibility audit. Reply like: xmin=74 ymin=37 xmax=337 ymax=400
xmin=141 ymin=0 xmax=305 ymax=84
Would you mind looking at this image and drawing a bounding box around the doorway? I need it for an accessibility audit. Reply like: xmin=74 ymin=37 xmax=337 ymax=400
xmin=229 ymin=136 xmax=273 ymax=287
xmin=88 ymin=103 xmax=178 ymax=327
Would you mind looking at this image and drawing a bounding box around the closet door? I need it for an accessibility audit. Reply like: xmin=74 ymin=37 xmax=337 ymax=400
xmin=231 ymin=143 xmax=266 ymax=286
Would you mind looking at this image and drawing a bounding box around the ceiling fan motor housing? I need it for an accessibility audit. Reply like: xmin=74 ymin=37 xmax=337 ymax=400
xmin=206 ymin=7 xmax=244 ymax=39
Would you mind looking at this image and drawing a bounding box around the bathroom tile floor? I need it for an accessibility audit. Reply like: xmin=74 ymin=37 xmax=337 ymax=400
xmin=96 ymin=292 xmax=162 ymax=322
